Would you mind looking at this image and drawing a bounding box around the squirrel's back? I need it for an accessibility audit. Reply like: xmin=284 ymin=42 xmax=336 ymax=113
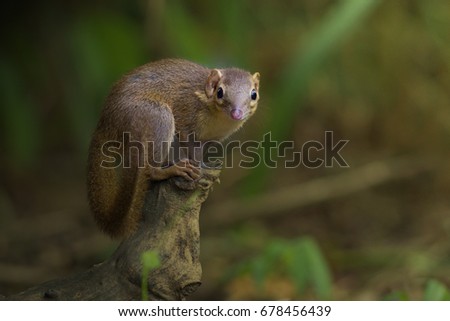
xmin=112 ymin=59 xmax=209 ymax=105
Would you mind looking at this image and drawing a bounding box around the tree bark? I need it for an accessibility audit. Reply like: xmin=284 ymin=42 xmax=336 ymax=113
xmin=5 ymin=168 xmax=220 ymax=300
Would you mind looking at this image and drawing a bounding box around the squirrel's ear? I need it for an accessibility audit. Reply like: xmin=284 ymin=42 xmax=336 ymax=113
xmin=252 ymin=72 xmax=260 ymax=89
xmin=206 ymin=69 xmax=222 ymax=98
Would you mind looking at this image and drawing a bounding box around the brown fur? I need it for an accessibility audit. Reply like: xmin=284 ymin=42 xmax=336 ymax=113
xmin=87 ymin=59 xmax=260 ymax=238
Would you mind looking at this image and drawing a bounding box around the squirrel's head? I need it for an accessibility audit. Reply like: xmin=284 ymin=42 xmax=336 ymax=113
xmin=204 ymin=68 xmax=260 ymax=122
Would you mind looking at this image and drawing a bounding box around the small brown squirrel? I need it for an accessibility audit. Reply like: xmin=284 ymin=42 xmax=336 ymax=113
xmin=87 ymin=58 xmax=260 ymax=238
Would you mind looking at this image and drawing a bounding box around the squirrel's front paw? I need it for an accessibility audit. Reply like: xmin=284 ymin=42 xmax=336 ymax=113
xmin=172 ymin=159 xmax=201 ymax=190
xmin=173 ymin=159 xmax=201 ymax=181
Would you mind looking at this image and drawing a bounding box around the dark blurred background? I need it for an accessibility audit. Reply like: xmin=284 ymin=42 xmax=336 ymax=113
xmin=1 ymin=0 xmax=450 ymax=300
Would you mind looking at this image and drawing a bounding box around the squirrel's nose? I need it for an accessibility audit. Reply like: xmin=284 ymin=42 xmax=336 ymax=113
xmin=230 ymin=108 xmax=243 ymax=120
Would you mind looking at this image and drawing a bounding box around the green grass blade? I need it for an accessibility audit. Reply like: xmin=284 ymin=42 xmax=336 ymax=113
xmin=141 ymin=250 xmax=160 ymax=301
xmin=301 ymin=237 xmax=332 ymax=299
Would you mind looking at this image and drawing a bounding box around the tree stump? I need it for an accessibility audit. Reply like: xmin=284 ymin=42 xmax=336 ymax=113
xmin=5 ymin=168 xmax=220 ymax=300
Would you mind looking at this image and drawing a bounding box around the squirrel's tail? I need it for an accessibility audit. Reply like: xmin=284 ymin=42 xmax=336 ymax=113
xmin=87 ymin=131 xmax=143 ymax=238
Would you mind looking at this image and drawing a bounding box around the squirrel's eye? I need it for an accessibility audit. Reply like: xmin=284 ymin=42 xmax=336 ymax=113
xmin=217 ymin=87 xmax=224 ymax=99
xmin=251 ymin=89 xmax=257 ymax=100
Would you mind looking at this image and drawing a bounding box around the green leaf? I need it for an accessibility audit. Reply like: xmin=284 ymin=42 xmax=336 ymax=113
xmin=301 ymin=237 xmax=332 ymax=299
xmin=264 ymin=240 xmax=287 ymax=265
xmin=251 ymin=257 xmax=269 ymax=290
xmin=424 ymin=279 xmax=448 ymax=301
xmin=286 ymin=242 xmax=309 ymax=295
xmin=247 ymin=240 xmax=287 ymax=289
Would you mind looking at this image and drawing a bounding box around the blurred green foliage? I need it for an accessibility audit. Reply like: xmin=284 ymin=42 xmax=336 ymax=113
xmin=1 ymin=0 xmax=450 ymax=300
xmin=1 ymin=0 xmax=449 ymax=174
xmin=228 ymin=237 xmax=332 ymax=299
xmin=423 ymin=279 xmax=450 ymax=301
xmin=0 ymin=60 xmax=41 ymax=169
xmin=241 ymin=0 xmax=381 ymax=194
xmin=384 ymin=279 xmax=450 ymax=301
